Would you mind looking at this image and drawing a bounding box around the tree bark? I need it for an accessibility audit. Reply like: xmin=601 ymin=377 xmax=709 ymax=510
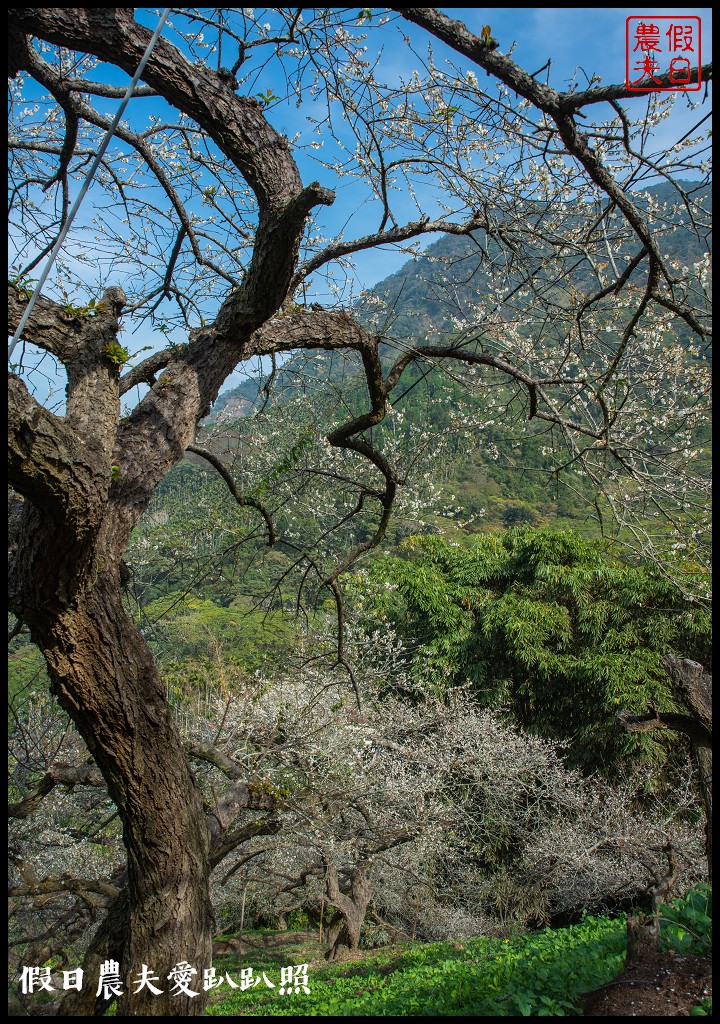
xmin=10 ymin=435 xmax=213 ymax=1015
xmin=58 ymin=891 xmax=129 ymax=1016
xmin=9 ymin=7 xmax=712 ymax=1015
xmin=619 ymin=657 xmax=712 ymax=880
xmin=24 ymin=564 xmax=213 ymax=1015
xmin=6 ymin=7 xmax=340 ymax=1000
xmin=691 ymin=743 xmax=712 ymax=880
xmin=323 ymin=857 xmax=372 ymax=960
xmin=625 ymin=912 xmax=660 ymax=967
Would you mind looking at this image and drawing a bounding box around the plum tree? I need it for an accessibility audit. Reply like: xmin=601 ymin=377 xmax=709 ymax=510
xmin=8 ymin=7 xmax=711 ymax=1015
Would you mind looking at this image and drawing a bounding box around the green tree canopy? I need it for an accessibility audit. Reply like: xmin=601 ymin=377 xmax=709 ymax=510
xmin=357 ymin=528 xmax=711 ymax=775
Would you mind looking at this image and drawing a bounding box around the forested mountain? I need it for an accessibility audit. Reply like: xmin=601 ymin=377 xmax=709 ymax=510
xmin=208 ymin=180 xmax=710 ymax=531
xmin=352 ymin=180 xmax=711 ymax=340
xmin=215 ymin=180 xmax=710 ymax=415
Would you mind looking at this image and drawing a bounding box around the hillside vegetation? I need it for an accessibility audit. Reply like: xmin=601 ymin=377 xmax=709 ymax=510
xmin=8 ymin=183 xmax=711 ymax=1016
xmin=209 ymin=180 xmax=711 ymax=541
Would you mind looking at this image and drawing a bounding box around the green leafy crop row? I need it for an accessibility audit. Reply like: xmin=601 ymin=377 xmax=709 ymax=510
xmin=206 ymin=915 xmax=626 ymax=1016
xmin=206 ymin=886 xmax=711 ymax=1017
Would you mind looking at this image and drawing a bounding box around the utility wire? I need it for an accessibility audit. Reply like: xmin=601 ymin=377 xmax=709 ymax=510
xmin=8 ymin=8 xmax=171 ymax=362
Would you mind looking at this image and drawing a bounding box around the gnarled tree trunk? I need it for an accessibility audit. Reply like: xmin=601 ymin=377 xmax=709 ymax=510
xmin=619 ymin=657 xmax=712 ymax=879
xmin=11 ymin=494 xmax=213 ymax=1014
xmin=323 ymin=856 xmax=372 ymax=960
xmin=8 ymin=9 xmax=337 ymax=1007
xmin=663 ymin=656 xmax=712 ymax=879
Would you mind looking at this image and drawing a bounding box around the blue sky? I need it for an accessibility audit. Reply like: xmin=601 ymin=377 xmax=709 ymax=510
xmin=316 ymin=6 xmax=713 ymax=287
xmin=449 ymin=8 xmax=710 ymax=93
xmin=10 ymin=7 xmax=712 ymax=401
xmin=13 ymin=7 xmax=713 ymax=289
xmin=169 ymin=6 xmax=710 ymax=292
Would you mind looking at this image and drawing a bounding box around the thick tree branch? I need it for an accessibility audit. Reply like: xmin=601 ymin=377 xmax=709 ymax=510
xmin=662 ymin=656 xmax=712 ymax=737
xmin=187 ymin=742 xmax=248 ymax=782
xmin=67 ymin=81 xmax=157 ymax=99
xmin=618 ymin=707 xmax=711 ymax=748
xmin=118 ymin=348 xmax=175 ymax=396
xmin=9 ymin=762 xmax=105 ymax=819
xmin=564 ymin=64 xmax=712 ymax=108
xmin=8 ymin=283 xmax=86 ymax=364
xmin=210 ymin=819 xmax=283 ymax=871
xmin=8 ymin=374 xmax=107 ymax=528
xmin=10 ymin=876 xmax=121 ymax=907
xmin=395 ymin=9 xmax=709 ymax=110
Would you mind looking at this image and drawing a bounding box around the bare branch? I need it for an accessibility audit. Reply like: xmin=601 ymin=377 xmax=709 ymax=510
xmin=290 ymin=211 xmax=488 ymax=294
xmin=9 ymin=762 xmax=105 ymax=820
xmin=394 ymin=8 xmax=669 ymax=281
xmin=186 ymin=445 xmax=276 ymax=546
xmin=618 ymin=707 xmax=711 ymax=748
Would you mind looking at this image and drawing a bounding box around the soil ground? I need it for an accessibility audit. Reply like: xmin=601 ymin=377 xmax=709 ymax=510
xmin=583 ymin=949 xmax=712 ymax=1016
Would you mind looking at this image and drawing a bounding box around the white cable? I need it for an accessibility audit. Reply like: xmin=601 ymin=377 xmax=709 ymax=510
xmin=8 ymin=8 xmax=171 ymax=362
